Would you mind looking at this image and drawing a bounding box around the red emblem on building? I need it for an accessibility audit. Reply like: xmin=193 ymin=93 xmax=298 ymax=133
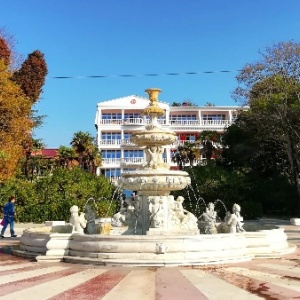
xmin=130 ymin=99 xmax=136 ymax=104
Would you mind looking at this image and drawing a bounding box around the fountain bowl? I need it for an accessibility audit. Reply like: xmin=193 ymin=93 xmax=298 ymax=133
xmin=120 ymin=169 xmax=191 ymax=193
xmin=14 ymin=221 xmax=296 ymax=266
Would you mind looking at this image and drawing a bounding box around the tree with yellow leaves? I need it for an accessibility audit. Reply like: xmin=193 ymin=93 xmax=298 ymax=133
xmin=0 ymin=60 xmax=32 ymax=181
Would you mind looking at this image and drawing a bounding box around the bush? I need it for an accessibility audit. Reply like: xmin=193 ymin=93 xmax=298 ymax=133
xmin=0 ymin=167 xmax=117 ymax=222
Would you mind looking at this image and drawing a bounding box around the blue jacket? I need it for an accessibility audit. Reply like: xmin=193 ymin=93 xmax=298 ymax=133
xmin=3 ymin=202 xmax=15 ymax=217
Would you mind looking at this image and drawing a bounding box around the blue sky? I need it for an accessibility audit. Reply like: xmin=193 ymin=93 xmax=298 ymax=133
xmin=2 ymin=0 xmax=300 ymax=148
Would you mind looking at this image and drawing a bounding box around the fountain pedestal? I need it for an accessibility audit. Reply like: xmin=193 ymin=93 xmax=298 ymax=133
xmin=119 ymin=88 xmax=199 ymax=235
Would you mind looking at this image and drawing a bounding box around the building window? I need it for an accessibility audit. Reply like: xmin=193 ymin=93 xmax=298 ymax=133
xmin=124 ymin=113 xmax=140 ymax=119
xmin=102 ymin=113 xmax=122 ymax=120
xmin=124 ymin=150 xmax=144 ymax=158
xmin=170 ymin=115 xmax=197 ymax=122
xmin=185 ymin=133 xmax=196 ymax=141
xmin=123 ymin=133 xmax=131 ymax=140
xmin=102 ymin=150 xmax=121 ymax=158
xmin=101 ymin=132 xmax=121 ymax=140
xmin=202 ymin=114 xmax=225 ymax=121
xmin=104 ymin=169 xmax=121 ymax=178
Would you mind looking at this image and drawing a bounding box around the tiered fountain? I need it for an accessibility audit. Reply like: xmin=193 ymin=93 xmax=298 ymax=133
xmin=15 ymin=88 xmax=296 ymax=266
xmin=120 ymin=88 xmax=199 ymax=235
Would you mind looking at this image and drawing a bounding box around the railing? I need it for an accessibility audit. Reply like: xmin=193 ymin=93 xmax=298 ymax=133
xmin=202 ymin=120 xmax=230 ymax=126
xmin=99 ymin=118 xmax=167 ymax=125
xmin=99 ymin=119 xmax=123 ymax=125
xmin=98 ymin=119 xmax=232 ymax=130
xmin=102 ymin=158 xmax=122 ymax=165
xmin=169 ymin=120 xmax=200 ymax=126
xmin=169 ymin=120 xmax=230 ymax=126
xmin=100 ymin=139 xmax=123 ymax=145
xmin=121 ymin=157 xmax=144 ymax=165
xmin=99 ymin=139 xmax=147 ymax=147
xmin=102 ymin=157 xmax=145 ymax=166
xmin=123 ymin=118 xmax=144 ymax=125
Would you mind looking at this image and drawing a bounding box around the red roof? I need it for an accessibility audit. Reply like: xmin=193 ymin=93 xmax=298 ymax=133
xmin=31 ymin=148 xmax=58 ymax=158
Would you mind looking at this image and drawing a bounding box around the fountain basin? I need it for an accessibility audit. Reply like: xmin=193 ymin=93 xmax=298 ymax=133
xmin=131 ymin=129 xmax=177 ymax=146
xmin=14 ymin=223 xmax=296 ymax=266
xmin=120 ymin=169 xmax=191 ymax=193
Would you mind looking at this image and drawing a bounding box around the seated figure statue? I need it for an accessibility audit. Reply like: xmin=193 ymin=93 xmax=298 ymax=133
xmin=170 ymin=196 xmax=198 ymax=231
xmin=198 ymin=202 xmax=218 ymax=234
xmin=111 ymin=211 xmax=127 ymax=227
xmin=69 ymin=205 xmax=87 ymax=233
xmin=111 ymin=198 xmax=139 ymax=228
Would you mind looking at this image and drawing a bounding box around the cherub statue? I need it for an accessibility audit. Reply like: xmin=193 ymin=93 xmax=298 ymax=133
xmin=69 ymin=205 xmax=87 ymax=233
xmin=171 ymin=196 xmax=198 ymax=230
xmin=147 ymin=146 xmax=159 ymax=169
xmin=149 ymin=197 xmax=163 ymax=228
xmin=198 ymin=202 xmax=218 ymax=234
xmin=227 ymin=203 xmax=245 ymax=233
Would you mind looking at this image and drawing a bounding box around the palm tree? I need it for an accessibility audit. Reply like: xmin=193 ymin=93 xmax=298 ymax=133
xmin=197 ymin=131 xmax=222 ymax=160
xmin=172 ymin=142 xmax=201 ymax=170
xmin=56 ymin=146 xmax=77 ymax=169
xmin=22 ymin=138 xmax=45 ymax=180
xmin=70 ymin=131 xmax=102 ymax=173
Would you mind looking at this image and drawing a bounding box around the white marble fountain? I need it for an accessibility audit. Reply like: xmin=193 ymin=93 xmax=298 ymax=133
xmin=15 ymin=88 xmax=296 ymax=266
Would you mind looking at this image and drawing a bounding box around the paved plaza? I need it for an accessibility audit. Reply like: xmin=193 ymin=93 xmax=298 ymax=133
xmin=0 ymin=221 xmax=300 ymax=299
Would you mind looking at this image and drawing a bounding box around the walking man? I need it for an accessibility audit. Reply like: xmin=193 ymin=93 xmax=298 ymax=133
xmin=1 ymin=196 xmax=17 ymax=238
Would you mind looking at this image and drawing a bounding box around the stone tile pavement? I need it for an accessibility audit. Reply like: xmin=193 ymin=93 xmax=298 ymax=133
xmin=0 ymin=220 xmax=300 ymax=299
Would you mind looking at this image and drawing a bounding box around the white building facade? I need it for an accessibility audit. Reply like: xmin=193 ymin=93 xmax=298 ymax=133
xmin=95 ymin=95 xmax=242 ymax=181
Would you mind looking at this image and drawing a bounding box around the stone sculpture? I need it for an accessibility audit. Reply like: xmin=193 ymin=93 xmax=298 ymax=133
xmin=227 ymin=203 xmax=245 ymax=233
xmin=120 ymin=88 xmax=197 ymax=234
xmin=149 ymin=197 xmax=164 ymax=228
xmin=198 ymin=202 xmax=218 ymax=234
xmin=84 ymin=204 xmax=97 ymax=234
xmin=111 ymin=197 xmax=140 ymax=229
xmin=69 ymin=205 xmax=86 ymax=233
xmin=111 ymin=211 xmax=126 ymax=227
xmin=170 ymin=196 xmax=198 ymax=231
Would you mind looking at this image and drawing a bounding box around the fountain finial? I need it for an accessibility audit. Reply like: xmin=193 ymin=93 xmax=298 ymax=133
xmin=143 ymin=88 xmax=165 ymax=116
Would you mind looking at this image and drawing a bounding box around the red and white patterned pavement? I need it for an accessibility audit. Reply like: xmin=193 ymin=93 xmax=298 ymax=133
xmin=1 ymin=248 xmax=300 ymax=299
xmin=0 ymin=222 xmax=300 ymax=299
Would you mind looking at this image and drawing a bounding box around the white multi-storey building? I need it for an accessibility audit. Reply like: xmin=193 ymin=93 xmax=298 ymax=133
xmin=95 ymin=94 xmax=242 ymax=181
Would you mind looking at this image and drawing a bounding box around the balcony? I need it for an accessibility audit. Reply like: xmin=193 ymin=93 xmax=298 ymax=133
xmin=170 ymin=120 xmax=200 ymax=126
xmin=101 ymin=158 xmax=121 ymax=166
xmin=120 ymin=157 xmax=144 ymax=166
xmin=123 ymin=118 xmax=144 ymax=125
xmin=99 ymin=119 xmax=123 ymax=125
xmin=100 ymin=139 xmax=123 ymax=145
xmin=99 ymin=139 xmax=144 ymax=148
xmin=170 ymin=120 xmax=231 ymax=131
xmin=98 ymin=118 xmax=166 ymax=126
xmin=101 ymin=157 xmax=144 ymax=167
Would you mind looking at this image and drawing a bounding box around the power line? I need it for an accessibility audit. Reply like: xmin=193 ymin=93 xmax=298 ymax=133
xmin=48 ymin=69 xmax=241 ymax=79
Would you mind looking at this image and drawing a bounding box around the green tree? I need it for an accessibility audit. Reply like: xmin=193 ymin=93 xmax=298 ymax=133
xmin=0 ymin=168 xmax=116 ymax=222
xmin=70 ymin=131 xmax=102 ymax=173
xmin=172 ymin=142 xmax=201 ymax=170
xmin=56 ymin=146 xmax=77 ymax=169
xmin=197 ymin=131 xmax=222 ymax=160
xmin=233 ymin=41 xmax=300 ymax=215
